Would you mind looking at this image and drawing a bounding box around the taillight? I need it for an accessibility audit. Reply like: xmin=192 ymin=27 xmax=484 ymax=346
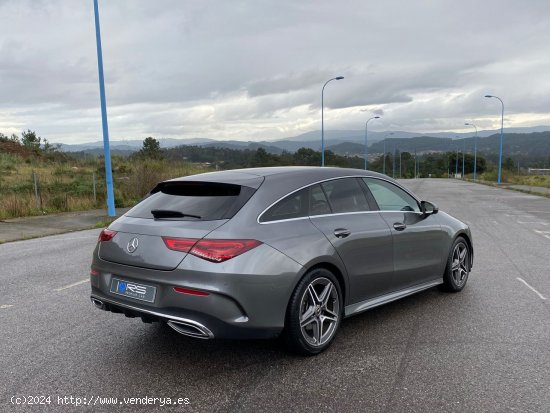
xmin=98 ymin=229 xmax=117 ymax=242
xmin=191 ymin=239 xmax=262 ymax=263
xmin=162 ymin=237 xmax=262 ymax=263
xmin=162 ymin=237 xmax=198 ymax=252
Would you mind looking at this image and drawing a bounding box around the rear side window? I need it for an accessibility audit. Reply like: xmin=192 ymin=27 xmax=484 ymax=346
xmin=321 ymin=178 xmax=370 ymax=213
xmin=363 ymin=178 xmax=420 ymax=212
xmin=126 ymin=181 xmax=255 ymax=220
xmin=309 ymin=184 xmax=331 ymax=216
xmin=260 ymin=188 xmax=309 ymax=223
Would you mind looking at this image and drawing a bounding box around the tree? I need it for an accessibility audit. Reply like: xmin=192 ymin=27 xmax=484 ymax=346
xmin=294 ymin=148 xmax=321 ymax=165
xmin=139 ymin=137 xmax=162 ymax=159
xmin=503 ymin=156 xmax=515 ymax=171
xmin=21 ymin=129 xmax=41 ymax=150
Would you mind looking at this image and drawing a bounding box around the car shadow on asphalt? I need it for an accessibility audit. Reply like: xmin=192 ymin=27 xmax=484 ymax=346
xmin=118 ymin=285 xmax=457 ymax=365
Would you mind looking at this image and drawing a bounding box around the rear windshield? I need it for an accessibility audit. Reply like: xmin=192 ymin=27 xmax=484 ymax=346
xmin=126 ymin=181 xmax=255 ymax=220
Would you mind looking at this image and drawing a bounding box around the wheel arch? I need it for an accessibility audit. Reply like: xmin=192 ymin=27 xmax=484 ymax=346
xmin=305 ymin=262 xmax=347 ymax=304
xmin=455 ymin=230 xmax=474 ymax=269
xmin=285 ymin=258 xmax=348 ymax=321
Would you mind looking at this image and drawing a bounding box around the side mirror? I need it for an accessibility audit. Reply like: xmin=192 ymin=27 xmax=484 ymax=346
xmin=420 ymin=200 xmax=439 ymax=216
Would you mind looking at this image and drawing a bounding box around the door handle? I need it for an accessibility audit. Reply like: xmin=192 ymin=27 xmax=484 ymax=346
xmin=393 ymin=223 xmax=407 ymax=231
xmin=334 ymin=228 xmax=351 ymax=238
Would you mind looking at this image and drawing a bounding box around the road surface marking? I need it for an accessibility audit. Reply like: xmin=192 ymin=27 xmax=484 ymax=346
xmin=517 ymin=221 xmax=549 ymax=225
xmin=54 ymin=278 xmax=89 ymax=291
xmin=0 ymin=304 xmax=14 ymax=309
xmin=533 ymin=230 xmax=550 ymax=240
xmin=517 ymin=277 xmax=547 ymax=300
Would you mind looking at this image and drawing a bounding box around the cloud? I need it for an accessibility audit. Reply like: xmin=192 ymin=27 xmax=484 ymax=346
xmin=1 ymin=0 xmax=550 ymax=143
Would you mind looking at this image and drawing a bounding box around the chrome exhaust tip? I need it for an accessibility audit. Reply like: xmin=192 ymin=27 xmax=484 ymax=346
xmin=167 ymin=319 xmax=214 ymax=339
xmin=91 ymin=297 xmax=105 ymax=310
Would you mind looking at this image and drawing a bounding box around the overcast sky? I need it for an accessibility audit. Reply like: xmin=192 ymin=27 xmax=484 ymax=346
xmin=1 ymin=0 xmax=550 ymax=144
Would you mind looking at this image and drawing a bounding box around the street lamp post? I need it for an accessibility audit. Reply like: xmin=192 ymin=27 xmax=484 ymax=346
xmin=462 ymin=139 xmax=466 ymax=179
xmin=321 ymin=76 xmax=344 ymax=167
xmin=382 ymin=132 xmax=394 ymax=175
xmin=485 ymin=94 xmax=505 ymax=184
xmin=392 ymin=143 xmax=396 ymax=178
xmin=93 ymin=0 xmax=116 ymax=217
xmin=465 ymin=122 xmax=478 ymax=182
xmin=383 ymin=139 xmax=386 ymax=175
xmin=364 ymin=116 xmax=381 ymax=170
xmin=455 ymin=146 xmax=459 ymax=178
xmin=414 ymin=148 xmax=417 ymax=178
xmin=399 ymin=151 xmax=402 ymax=178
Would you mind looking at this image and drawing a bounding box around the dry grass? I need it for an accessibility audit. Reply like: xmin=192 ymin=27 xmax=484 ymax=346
xmin=0 ymin=154 xmax=211 ymax=219
xmin=509 ymin=174 xmax=550 ymax=188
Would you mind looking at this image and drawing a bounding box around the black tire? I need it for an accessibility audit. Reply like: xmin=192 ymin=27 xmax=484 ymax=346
xmin=441 ymin=236 xmax=471 ymax=292
xmin=284 ymin=268 xmax=343 ymax=355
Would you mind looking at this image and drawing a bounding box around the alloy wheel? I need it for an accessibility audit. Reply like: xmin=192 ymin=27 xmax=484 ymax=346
xmin=451 ymin=242 xmax=469 ymax=287
xmin=299 ymin=277 xmax=340 ymax=347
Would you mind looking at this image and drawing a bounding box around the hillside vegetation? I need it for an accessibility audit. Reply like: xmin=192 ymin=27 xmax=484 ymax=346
xmin=1 ymin=132 xmax=548 ymax=219
xmin=0 ymin=133 xmax=209 ymax=219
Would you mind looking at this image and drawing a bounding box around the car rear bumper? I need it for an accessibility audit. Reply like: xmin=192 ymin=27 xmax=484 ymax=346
xmin=90 ymin=292 xmax=281 ymax=339
xmin=90 ymin=242 xmax=303 ymax=339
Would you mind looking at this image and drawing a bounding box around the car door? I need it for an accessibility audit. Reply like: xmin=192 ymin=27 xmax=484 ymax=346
xmin=362 ymin=178 xmax=444 ymax=290
xmin=308 ymin=178 xmax=394 ymax=304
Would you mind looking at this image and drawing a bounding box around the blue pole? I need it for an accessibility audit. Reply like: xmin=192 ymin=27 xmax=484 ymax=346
xmin=94 ymin=0 xmax=116 ymax=217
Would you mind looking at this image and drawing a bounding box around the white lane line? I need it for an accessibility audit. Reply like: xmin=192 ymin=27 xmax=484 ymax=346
xmin=517 ymin=277 xmax=547 ymax=300
xmin=533 ymin=230 xmax=550 ymax=240
xmin=517 ymin=221 xmax=550 ymax=225
xmin=54 ymin=278 xmax=89 ymax=292
xmin=0 ymin=304 xmax=14 ymax=309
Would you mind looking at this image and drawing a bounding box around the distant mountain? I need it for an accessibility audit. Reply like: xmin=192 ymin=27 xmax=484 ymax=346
xmin=53 ymin=126 xmax=550 ymax=158
xmin=58 ymin=137 xmax=215 ymax=152
xmin=367 ymin=132 xmax=550 ymax=161
xmin=202 ymin=141 xmax=285 ymax=155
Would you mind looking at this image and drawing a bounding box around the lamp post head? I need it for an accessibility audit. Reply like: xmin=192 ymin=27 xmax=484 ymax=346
xmin=374 ymin=116 xmax=380 ymax=119
xmin=484 ymin=94 xmax=493 ymax=98
xmin=335 ymin=76 xmax=344 ymax=80
xmin=465 ymin=123 xmax=471 ymax=126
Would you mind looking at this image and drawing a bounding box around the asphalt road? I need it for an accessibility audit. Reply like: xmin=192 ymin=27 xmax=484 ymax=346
xmin=1 ymin=179 xmax=549 ymax=412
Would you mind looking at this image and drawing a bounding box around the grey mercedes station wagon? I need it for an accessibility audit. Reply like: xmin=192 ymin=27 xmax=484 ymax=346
xmin=90 ymin=167 xmax=473 ymax=355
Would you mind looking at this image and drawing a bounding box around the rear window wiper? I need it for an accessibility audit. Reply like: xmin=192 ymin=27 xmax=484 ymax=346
xmin=150 ymin=209 xmax=202 ymax=219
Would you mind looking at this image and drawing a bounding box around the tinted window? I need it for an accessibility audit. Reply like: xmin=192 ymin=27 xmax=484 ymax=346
xmin=309 ymin=184 xmax=331 ymax=216
xmin=260 ymin=188 xmax=309 ymax=222
xmin=363 ymin=178 xmax=420 ymax=212
xmin=321 ymin=178 xmax=370 ymax=213
xmin=126 ymin=181 xmax=253 ymax=220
